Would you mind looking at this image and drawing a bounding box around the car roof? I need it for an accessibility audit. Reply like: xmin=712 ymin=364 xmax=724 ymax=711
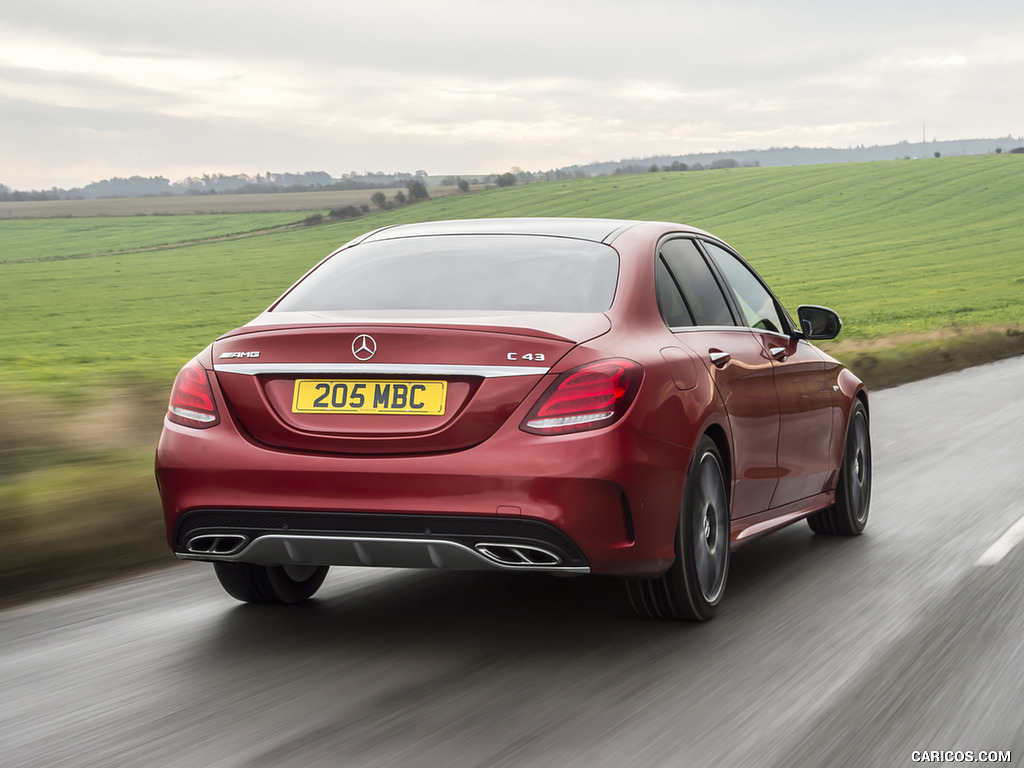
xmin=357 ymin=217 xmax=644 ymax=245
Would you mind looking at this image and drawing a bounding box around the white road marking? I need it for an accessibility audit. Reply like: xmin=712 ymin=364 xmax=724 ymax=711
xmin=976 ymin=513 xmax=1024 ymax=566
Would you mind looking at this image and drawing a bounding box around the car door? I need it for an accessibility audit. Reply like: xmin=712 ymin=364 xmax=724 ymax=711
xmin=657 ymin=238 xmax=780 ymax=517
xmin=700 ymin=241 xmax=835 ymax=509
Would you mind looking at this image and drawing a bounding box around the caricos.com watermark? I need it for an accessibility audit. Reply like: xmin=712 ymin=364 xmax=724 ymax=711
xmin=911 ymin=751 xmax=1012 ymax=763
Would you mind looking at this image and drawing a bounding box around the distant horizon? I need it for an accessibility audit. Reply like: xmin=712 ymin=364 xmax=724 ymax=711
xmin=4 ymin=133 xmax=1021 ymax=195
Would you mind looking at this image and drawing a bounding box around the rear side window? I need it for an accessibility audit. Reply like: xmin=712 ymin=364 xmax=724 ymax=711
xmin=656 ymin=257 xmax=693 ymax=328
xmin=274 ymin=235 xmax=619 ymax=313
xmin=660 ymin=239 xmax=735 ymax=327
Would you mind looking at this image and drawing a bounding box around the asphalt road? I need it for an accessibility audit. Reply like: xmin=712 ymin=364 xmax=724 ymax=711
xmin=3 ymin=357 xmax=1023 ymax=768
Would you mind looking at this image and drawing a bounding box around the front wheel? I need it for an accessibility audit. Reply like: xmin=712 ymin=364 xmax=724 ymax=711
xmin=214 ymin=562 xmax=329 ymax=604
xmin=808 ymin=398 xmax=871 ymax=535
xmin=627 ymin=435 xmax=730 ymax=621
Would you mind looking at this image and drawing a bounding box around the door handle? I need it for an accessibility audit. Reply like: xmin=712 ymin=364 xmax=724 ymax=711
xmin=709 ymin=350 xmax=731 ymax=367
xmin=769 ymin=346 xmax=788 ymax=361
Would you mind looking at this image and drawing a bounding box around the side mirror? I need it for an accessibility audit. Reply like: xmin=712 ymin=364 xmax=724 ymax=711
xmin=797 ymin=305 xmax=842 ymax=340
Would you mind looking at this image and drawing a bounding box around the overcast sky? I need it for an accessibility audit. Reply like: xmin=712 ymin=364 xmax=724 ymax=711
xmin=2 ymin=0 xmax=1022 ymax=189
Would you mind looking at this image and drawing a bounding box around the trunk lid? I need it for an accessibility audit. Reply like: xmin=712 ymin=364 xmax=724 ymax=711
xmin=212 ymin=311 xmax=610 ymax=455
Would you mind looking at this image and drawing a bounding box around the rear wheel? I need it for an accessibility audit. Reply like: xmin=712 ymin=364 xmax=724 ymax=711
xmin=627 ymin=436 xmax=730 ymax=621
xmin=808 ymin=399 xmax=871 ymax=535
xmin=214 ymin=562 xmax=329 ymax=604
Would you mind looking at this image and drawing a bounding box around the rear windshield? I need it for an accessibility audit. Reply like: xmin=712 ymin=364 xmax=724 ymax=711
xmin=273 ymin=234 xmax=619 ymax=313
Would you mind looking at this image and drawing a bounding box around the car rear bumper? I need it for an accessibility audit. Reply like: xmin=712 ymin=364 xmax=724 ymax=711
xmin=155 ymin=413 xmax=693 ymax=576
xmin=174 ymin=510 xmax=591 ymax=573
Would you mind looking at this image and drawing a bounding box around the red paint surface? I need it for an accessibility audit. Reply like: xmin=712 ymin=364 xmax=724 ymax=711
xmin=156 ymin=219 xmax=864 ymax=575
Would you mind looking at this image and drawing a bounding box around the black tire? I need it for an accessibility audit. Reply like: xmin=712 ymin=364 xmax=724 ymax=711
xmin=627 ymin=436 xmax=730 ymax=621
xmin=213 ymin=562 xmax=329 ymax=604
xmin=807 ymin=399 xmax=871 ymax=535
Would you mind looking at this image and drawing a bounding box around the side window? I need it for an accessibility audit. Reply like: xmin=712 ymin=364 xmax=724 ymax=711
xmin=660 ymin=239 xmax=735 ymax=327
xmin=656 ymin=257 xmax=693 ymax=328
xmin=703 ymin=242 xmax=786 ymax=334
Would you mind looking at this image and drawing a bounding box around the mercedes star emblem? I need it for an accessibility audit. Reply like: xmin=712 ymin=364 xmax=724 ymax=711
xmin=351 ymin=334 xmax=377 ymax=361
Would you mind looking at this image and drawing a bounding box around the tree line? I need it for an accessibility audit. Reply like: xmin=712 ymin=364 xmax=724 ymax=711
xmin=0 ymin=170 xmax=435 ymax=202
xmin=302 ymin=178 xmax=442 ymax=226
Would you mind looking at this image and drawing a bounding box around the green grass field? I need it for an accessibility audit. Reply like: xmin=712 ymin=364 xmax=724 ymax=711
xmin=2 ymin=154 xmax=1022 ymax=398
xmin=0 ymin=211 xmax=310 ymax=263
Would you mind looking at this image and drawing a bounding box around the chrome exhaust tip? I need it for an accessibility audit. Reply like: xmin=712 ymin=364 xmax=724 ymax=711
xmin=474 ymin=543 xmax=562 ymax=567
xmin=185 ymin=534 xmax=249 ymax=556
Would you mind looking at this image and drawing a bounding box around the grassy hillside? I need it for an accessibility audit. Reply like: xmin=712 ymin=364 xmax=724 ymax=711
xmin=417 ymin=157 xmax=1024 ymax=341
xmin=0 ymin=212 xmax=309 ymax=263
xmin=2 ymin=154 xmax=1022 ymax=398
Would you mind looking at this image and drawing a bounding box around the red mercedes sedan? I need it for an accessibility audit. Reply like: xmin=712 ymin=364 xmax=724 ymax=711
xmin=155 ymin=218 xmax=870 ymax=620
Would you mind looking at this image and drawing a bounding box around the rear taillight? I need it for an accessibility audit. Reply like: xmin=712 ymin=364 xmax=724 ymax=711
xmin=521 ymin=359 xmax=642 ymax=435
xmin=167 ymin=359 xmax=220 ymax=428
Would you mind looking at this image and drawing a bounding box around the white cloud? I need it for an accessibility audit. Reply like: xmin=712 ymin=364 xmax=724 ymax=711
xmin=1 ymin=1 xmax=1023 ymax=188
xmin=907 ymin=54 xmax=969 ymax=69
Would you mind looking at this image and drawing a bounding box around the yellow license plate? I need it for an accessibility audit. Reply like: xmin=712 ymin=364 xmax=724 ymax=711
xmin=292 ymin=380 xmax=447 ymax=415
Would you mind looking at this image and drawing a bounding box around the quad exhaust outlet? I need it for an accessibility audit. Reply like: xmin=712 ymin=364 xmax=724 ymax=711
xmin=185 ymin=534 xmax=249 ymax=556
xmin=474 ymin=543 xmax=562 ymax=567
